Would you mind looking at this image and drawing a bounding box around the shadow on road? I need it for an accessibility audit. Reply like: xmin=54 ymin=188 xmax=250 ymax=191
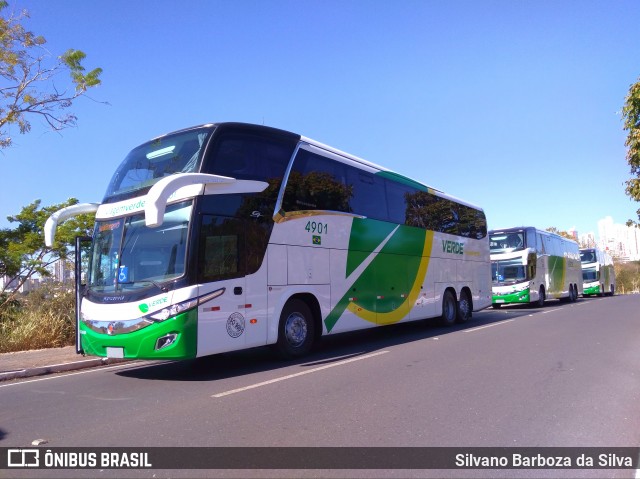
xmin=115 ymin=302 xmax=550 ymax=383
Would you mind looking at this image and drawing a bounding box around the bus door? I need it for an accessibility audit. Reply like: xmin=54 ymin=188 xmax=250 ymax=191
xmin=196 ymin=214 xmax=247 ymax=356
xmin=75 ymin=236 xmax=92 ymax=354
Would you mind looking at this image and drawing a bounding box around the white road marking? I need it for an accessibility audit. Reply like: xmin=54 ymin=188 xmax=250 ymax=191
xmin=0 ymin=362 xmax=144 ymax=389
xmin=463 ymin=320 xmax=515 ymax=332
xmin=211 ymin=350 xmax=390 ymax=398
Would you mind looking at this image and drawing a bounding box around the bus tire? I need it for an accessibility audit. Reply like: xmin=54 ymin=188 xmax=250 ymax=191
xmin=535 ymin=286 xmax=545 ymax=307
xmin=610 ymin=285 xmax=615 ymax=296
xmin=492 ymin=303 xmax=501 ymax=309
xmin=456 ymin=289 xmax=472 ymax=323
xmin=440 ymin=290 xmax=457 ymax=326
xmin=275 ymin=298 xmax=316 ymax=359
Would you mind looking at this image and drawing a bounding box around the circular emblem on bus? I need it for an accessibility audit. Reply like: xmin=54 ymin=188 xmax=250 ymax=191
xmin=226 ymin=313 xmax=245 ymax=338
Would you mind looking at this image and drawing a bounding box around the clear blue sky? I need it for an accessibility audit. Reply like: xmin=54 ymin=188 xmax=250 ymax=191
xmin=1 ymin=0 xmax=639 ymax=236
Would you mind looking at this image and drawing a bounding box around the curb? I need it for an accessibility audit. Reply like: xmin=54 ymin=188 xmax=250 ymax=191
xmin=0 ymin=357 xmax=130 ymax=382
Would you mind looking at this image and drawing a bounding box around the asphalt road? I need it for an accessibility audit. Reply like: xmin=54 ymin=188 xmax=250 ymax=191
xmin=1 ymin=294 xmax=639 ymax=478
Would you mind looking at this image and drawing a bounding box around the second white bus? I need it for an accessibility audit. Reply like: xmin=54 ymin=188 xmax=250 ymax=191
xmin=490 ymin=227 xmax=583 ymax=307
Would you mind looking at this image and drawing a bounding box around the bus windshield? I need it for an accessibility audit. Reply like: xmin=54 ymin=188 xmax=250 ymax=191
xmin=489 ymin=231 xmax=525 ymax=253
xmin=89 ymin=202 xmax=192 ymax=293
xmin=104 ymin=127 xmax=213 ymax=199
xmin=582 ymin=266 xmax=599 ymax=282
xmin=580 ymin=249 xmax=597 ymax=264
xmin=492 ymin=258 xmax=526 ymax=284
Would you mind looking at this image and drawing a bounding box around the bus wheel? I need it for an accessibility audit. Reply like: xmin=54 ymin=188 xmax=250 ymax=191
xmin=569 ymin=284 xmax=576 ymax=302
xmin=440 ymin=290 xmax=457 ymax=326
xmin=535 ymin=286 xmax=545 ymax=307
xmin=610 ymin=285 xmax=615 ymax=296
xmin=275 ymin=299 xmax=316 ymax=359
xmin=492 ymin=303 xmax=501 ymax=309
xmin=456 ymin=290 xmax=472 ymax=323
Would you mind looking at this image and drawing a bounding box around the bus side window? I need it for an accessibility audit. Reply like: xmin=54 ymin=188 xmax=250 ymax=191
xmin=204 ymin=133 xmax=294 ymax=183
xmin=457 ymin=204 xmax=487 ymax=239
xmin=537 ymin=234 xmax=545 ymax=254
xmin=438 ymin=197 xmax=460 ymax=236
xmin=526 ymin=228 xmax=537 ymax=250
xmin=282 ymin=149 xmax=350 ymax=213
xmin=198 ymin=215 xmax=245 ymax=282
xmin=385 ymin=180 xmax=414 ymax=225
xmin=346 ymin=168 xmax=387 ymax=221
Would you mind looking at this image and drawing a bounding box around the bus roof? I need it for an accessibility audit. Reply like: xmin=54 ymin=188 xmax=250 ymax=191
xmin=489 ymin=227 xmax=578 ymax=243
xmin=147 ymin=122 xmax=483 ymax=212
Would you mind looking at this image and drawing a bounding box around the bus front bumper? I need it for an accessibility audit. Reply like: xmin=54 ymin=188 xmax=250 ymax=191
xmin=492 ymin=288 xmax=530 ymax=305
xmin=80 ymin=309 xmax=198 ymax=360
xmin=583 ymin=284 xmax=601 ymax=295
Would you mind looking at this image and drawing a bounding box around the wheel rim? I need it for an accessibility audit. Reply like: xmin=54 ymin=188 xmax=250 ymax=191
xmin=284 ymin=312 xmax=308 ymax=347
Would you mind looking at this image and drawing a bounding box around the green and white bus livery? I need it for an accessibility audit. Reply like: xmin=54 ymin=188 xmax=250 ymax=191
xmin=46 ymin=122 xmax=491 ymax=360
xmin=579 ymin=247 xmax=615 ymax=296
xmin=489 ymin=227 xmax=583 ymax=308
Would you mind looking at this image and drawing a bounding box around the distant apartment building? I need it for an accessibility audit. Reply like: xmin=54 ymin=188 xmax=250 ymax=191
xmin=53 ymin=258 xmax=75 ymax=284
xmin=0 ymin=275 xmax=40 ymax=294
xmin=579 ymin=217 xmax=640 ymax=262
xmin=578 ymin=231 xmax=597 ymax=249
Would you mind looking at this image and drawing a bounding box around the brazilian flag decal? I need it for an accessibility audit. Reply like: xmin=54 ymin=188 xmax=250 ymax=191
xmin=312 ymin=235 xmax=321 ymax=245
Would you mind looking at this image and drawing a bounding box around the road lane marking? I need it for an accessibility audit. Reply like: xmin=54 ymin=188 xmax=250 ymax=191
xmin=463 ymin=320 xmax=514 ymax=333
xmin=0 ymin=362 xmax=144 ymax=389
xmin=542 ymin=307 xmax=562 ymax=314
xmin=211 ymin=350 xmax=390 ymax=398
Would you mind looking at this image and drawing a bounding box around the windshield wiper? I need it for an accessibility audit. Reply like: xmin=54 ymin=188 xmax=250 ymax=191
xmin=118 ymin=280 xmax=169 ymax=293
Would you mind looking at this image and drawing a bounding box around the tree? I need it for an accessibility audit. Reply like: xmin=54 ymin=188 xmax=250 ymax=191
xmin=0 ymin=198 xmax=94 ymax=311
xmin=545 ymin=226 xmax=576 ymax=241
xmin=622 ymin=76 xmax=640 ymax=225
xmin=0 ymin=1 xmax=102 ymax=148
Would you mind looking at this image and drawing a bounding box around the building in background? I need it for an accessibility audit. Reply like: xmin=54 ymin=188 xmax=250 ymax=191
xmin=0 ymin=275 xmax=40 ymax=294
xmin=578 ymin=217 xmax=640 ymax=262
xmin=53 ymin=258 xmax=75 ymax=284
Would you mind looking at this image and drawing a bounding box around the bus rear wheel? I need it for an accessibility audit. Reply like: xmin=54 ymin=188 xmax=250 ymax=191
xmin=456 ymin=290 xmax=472 ymax=323
xmin=535 ymin=286 xmax=545 ymax=307
xmin=440 ymin=290 xmax=457 ymax=326
xmin=275 ymin=299 xmax=316 ymax=359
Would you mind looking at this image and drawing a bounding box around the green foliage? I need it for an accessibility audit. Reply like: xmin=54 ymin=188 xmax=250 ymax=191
xmin=0 ymin=2 xmax=103 ymax=148
xmin=545 ymin=226 xmax=576 ymax=241
xmin=622 ymin=76 xmax=640 ymax=224
xmin=614 ymin=261 xmax=640 ymax=294
xmin=0 ymin=282 xmax=75 ymax=352
xmin=0 ymin=198 xmax=94 ymax=311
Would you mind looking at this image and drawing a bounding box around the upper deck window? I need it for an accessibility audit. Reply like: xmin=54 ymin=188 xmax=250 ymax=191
xmin=104 ymin=127 xmax=213 ymax=200
xmin=580 ymin=249 xmax=597 ymax=263
xmin=490 ymin=231 xmax=525 ymax=253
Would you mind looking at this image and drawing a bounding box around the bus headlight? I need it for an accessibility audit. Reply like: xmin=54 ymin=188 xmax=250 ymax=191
xmin=146 ymin=287 xmax=226 ymax=322
xmin=147 ymin=298 xmax=198 ymax=321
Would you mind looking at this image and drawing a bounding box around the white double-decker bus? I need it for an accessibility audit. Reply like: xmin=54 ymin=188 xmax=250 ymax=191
xmin=580 ymin=247 xmax=616 ymax=296
xmin=490 ymin=227 xmax=583 ymax=308
xmin=46 ymin=122 xmax=491 ymax=360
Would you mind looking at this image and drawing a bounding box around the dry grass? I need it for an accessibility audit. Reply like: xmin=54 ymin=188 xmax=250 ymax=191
xmin=0 ymin=285 xmax=76 ymax=353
